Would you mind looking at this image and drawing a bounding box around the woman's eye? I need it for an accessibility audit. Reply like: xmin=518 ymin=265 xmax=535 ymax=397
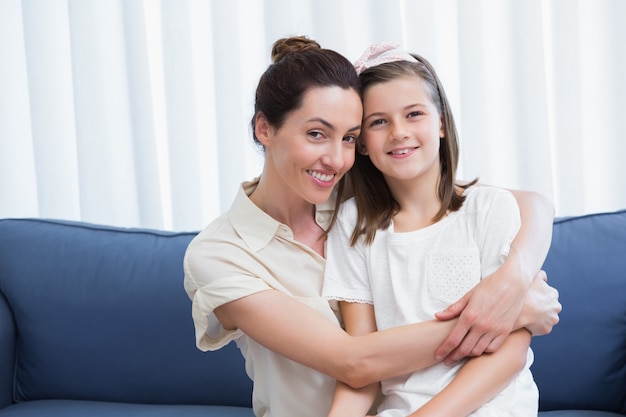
xmin=343 ymin=135 xmax=357 ymax=144
xmin=308 ymin=131 xmax=324 ymax=139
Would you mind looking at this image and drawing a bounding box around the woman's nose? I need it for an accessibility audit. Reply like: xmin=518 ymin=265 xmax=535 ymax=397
xmin=321 ymin=140 xmax=345 ymax=170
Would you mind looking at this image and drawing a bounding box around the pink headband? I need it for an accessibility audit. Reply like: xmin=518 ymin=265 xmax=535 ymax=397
xmin=354 ymin=42 xmax=417 ymax=75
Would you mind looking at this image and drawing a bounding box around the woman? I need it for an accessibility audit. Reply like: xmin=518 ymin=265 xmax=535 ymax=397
xmin=183 ymin=36 xmax=560 ymax=417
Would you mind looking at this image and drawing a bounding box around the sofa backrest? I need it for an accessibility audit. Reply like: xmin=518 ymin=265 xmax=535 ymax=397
xmin=3 ymin=211 xmax=625 ymax=413
xmin=0 ymin=218 xmax=252 ymax=407
xmin=531 ymin=209 xmax=626 ymax=414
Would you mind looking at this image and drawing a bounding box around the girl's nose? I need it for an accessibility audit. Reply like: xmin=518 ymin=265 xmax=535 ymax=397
xmin=390 ymin=120 xmax=409 ymax=141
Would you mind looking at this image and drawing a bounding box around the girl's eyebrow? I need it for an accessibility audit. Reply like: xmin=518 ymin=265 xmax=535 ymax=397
xmin=403 ymin=102 xmax=427 ymax=110
xmin=363 ymin=112 xmax=385 ymax=121
xmin=364 ymin=102 xmax=428 ymax=120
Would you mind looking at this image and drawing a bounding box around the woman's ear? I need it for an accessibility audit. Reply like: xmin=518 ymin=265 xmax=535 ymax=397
xmin=255 ymin=113 xmax=272 ymax=146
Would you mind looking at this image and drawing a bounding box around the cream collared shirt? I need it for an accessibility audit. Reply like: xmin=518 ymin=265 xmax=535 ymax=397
xmin=183 ymin=178 xmax=339 ymax=417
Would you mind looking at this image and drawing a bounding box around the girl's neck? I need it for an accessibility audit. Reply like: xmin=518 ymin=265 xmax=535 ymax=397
xmin=386 ymin=172 xmax=443 ymax=233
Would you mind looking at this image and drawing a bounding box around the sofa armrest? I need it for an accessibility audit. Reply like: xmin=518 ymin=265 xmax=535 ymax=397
xmin=0 ymin=291 xmax=16 ymax=409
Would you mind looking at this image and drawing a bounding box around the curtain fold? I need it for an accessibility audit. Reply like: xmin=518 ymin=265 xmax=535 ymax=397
xmin=0 ymin=0 xmax=39 ymax=218
xmin=1 ymin=0 xmax=624 ymax=231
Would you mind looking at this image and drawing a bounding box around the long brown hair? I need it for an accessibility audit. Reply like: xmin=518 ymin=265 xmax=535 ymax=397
xmin=334 ymin=53 xmax=476 ymax=246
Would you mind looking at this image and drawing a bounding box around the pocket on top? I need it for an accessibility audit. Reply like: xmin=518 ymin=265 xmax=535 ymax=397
xmin=426 ymin=248 xmax=481 ymax=304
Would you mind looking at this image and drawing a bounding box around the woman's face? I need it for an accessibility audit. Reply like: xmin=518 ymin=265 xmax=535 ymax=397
xmin=360 ymin=75 xmax=443 ymax=186
xmin=261 ymin=86 xmax=362 ymax=205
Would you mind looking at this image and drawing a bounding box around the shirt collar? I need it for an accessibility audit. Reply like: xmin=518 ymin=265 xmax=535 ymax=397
xmin=228 ymin=177 xmax=336 ymax=252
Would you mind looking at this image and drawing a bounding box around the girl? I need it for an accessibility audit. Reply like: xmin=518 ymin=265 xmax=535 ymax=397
xmin=184 ymin=37 xmax=558 ymax=417
xmin=323 ymin=43 xmax=540 ymax=417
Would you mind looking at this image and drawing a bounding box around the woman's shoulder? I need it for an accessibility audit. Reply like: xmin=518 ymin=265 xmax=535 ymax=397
xmin=183 ymin=211 xmax=273 ymax=294
xmin=462 ymin=185 xmax=517 ymax=214
xmin=185 ymin=214 xmax=239 ymax=261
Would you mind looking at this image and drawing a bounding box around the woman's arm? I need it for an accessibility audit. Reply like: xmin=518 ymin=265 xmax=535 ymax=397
xmin=215 ymin=289 xmax=455 ymax=389
xmin=435 ymin=189 xmax=557 ymax=363
xmin=408 ymin=329 xmax=532 ymax=417
xmin=327 ymin=302 xmax=381 ymax=417
xmin=504 ymin=188 xmax=555 ymax=283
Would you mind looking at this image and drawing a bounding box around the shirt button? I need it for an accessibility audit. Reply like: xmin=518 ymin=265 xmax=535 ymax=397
xmin=316 ymin=213 xmax=329 ymax=224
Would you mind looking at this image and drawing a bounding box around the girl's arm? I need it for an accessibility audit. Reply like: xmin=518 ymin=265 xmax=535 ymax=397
xmin=215 ymin=288 xmax=456 ymax=389
xmin=327 ymin=302 xmax=381 ymax=417
xmin=326 ymin=308 xmax=533 ymax=417
xmin=435 ymin=189 xmax=557 ymax=363
xmin=408 ymin=329 xmax=532 ymax=417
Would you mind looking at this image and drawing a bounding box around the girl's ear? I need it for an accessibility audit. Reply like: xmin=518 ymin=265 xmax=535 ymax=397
xmin=357 ymin=139 xmax=369 ymax=155
xmin=255 ymin=113 xmax=272 ymax=146
xmin=439 ymin=116 xmax=445 ymax=139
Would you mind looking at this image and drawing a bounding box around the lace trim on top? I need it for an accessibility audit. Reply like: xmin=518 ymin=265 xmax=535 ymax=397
xmin=323 ymin=295 xmax=373 ymax=305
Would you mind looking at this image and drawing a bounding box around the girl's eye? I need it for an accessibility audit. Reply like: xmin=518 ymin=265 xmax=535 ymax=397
xmin=407 ymin=111 xmax=423 ymax=118
xmin=369 ymin=119 xmax=386 ymax=127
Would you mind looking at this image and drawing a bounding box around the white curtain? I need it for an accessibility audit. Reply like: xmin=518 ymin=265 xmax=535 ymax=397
xmin=1 ymin=0 xmax=624 ymax=231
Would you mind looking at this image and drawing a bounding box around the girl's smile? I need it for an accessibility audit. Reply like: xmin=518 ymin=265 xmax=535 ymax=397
xmin=388 ymin=146 xmax=419 ymax=157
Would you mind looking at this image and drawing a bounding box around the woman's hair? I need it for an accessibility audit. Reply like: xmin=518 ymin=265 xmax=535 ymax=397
xmin=338 ymin=53 xmax=476 ymax=246
xmin=250 ymin=36 xmax=361 ymax=148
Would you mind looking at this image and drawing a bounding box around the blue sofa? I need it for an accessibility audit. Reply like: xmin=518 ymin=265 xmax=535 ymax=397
xmin=0 ymin=210 xmax=625 ymax=416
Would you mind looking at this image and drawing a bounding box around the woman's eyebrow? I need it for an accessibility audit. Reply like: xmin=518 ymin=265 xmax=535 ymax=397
xmin=307 ymin=118 xmax=361 ymax=132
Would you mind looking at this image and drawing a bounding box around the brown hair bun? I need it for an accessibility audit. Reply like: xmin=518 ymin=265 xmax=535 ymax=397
xmin=271 ymin=36 xmax=321 ymax=63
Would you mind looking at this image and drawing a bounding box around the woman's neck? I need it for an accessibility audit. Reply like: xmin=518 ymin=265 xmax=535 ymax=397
xmin=250 ymin=176 xmax=311 ymax=226
xmin=250 ymin=173 xmax=326 ymax=256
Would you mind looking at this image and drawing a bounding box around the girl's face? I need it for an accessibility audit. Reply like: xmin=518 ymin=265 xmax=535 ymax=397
xmin=260 ymin=86 xmax=362 ymax=205
xmin=360 ymin=75 xmax=443 ymax=187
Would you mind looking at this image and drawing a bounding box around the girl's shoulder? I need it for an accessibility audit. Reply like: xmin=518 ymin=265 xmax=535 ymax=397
xmin=337 ymin=197 xmax=358 ymax=222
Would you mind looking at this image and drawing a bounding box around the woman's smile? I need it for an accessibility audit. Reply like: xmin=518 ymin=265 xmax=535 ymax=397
xmin=307 ymin=169 xmax=336 ymax=186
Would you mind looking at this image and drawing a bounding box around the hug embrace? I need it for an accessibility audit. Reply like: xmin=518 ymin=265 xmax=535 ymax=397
xmin=184 ymin=36 xmax=561 ymax=417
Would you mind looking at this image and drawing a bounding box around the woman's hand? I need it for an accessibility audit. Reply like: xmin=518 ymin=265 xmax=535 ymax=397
xmin=515 ymin=270 xmax=561 ymax=335
xmin=433 ymin=260 xmax=526 ymax=364
xmin=434 ymin=269 xmax=560 ymax=364
xmin=433 ymin=186 xmax=559 ymax=364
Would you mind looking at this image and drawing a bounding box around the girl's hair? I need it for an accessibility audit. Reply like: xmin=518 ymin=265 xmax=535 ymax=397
xmin=337 ymin=53 xmax=476 ymax=246
xmin=250 ymin=36 xmax=361 ymax=149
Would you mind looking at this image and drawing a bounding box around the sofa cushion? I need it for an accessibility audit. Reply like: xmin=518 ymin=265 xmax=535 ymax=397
xmin=531 ymin=210 xmax=626 ymax=414
xmin=0 ymin=400 xmax=254 ymax=416
xmin=539 ymin=411 xmax=625 ymax=417
xmin=0 ymin=219 xmax=252 ymax=407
